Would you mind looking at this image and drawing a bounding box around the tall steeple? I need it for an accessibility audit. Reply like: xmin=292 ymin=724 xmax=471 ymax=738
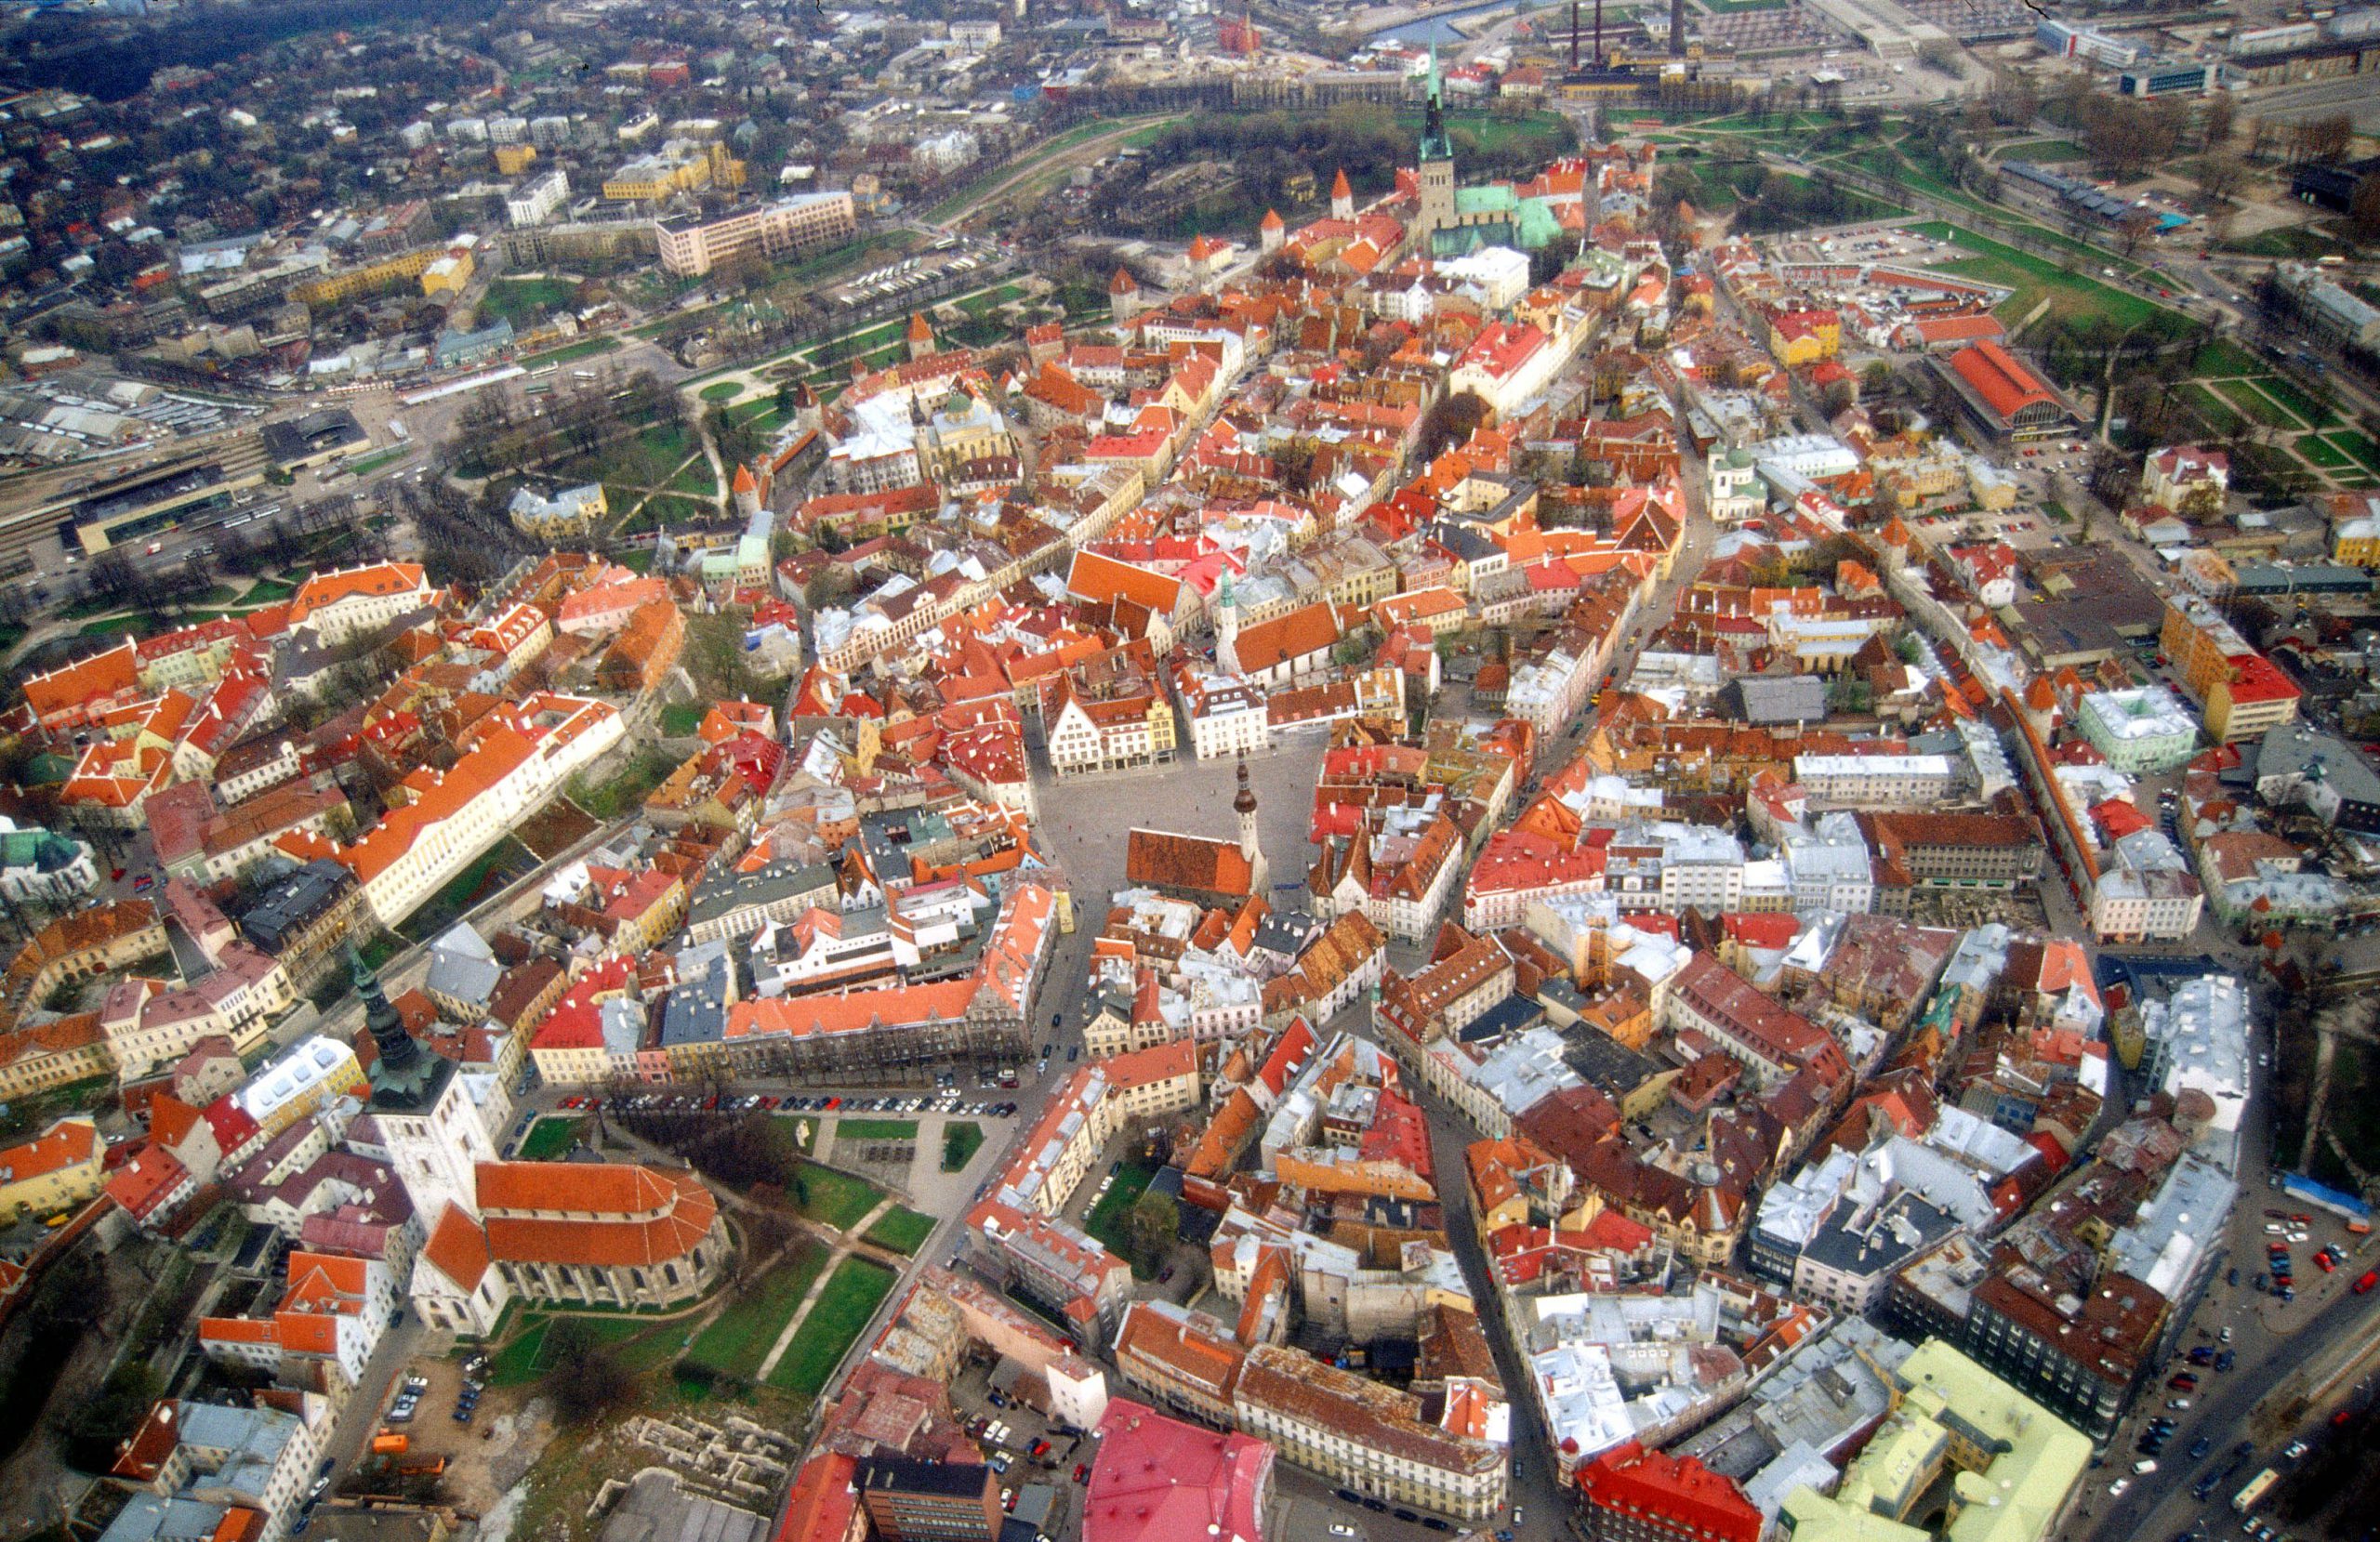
xmin=355 ymin=942 xmax=416 ymax=1075
xmin=1235 ymin=755 xmax=1265 ymax=889
xmin=355 ymin=941 xmax=450 ymax=1111
xmin=1421 ymin=42 xmax=1450 ymax=162
xmin=1416 ymin=43 xmax=1457 ymax=243
xmin=1216 ymin=569 xmax=1241 ymax=677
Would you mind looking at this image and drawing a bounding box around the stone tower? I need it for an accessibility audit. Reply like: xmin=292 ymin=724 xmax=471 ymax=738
xmin=1416 ymin=45 xmax=1457 ymax=243
xmin=1261 ymin=207 xmax=1285 ymax=255
xmin=906 ymin=310 xmax=936 ymax=362
xmin=1216 ymin=569 xmax=1241 ymax=676
xmin=1235 ymin=755 xmax=1266 ymax=890
xmin=1330 ymin=167 xmax=1355 ymax=222
xmin=357 ymin=942 xmax=492 ymax=1228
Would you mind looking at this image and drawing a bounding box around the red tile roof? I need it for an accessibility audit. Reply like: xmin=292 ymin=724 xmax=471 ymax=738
xmin=1949 ymin=340 xmax=2058 ymax=422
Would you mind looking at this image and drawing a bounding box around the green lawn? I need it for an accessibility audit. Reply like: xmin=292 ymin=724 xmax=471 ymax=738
xmin=2255 ymin=375 xmax=2335 ymax=429
xmin=522 ymin=336 xmax=622 ymax=367
xmin=345 ymin=448 xmax=409 ymax=479
xmin=2214 ymin=379 xmax=2304 ymax=430
xmin=2334 ymin=433 xmax=2380 ymax=476
xmin=240 ymin=577 xmax=298 ymax=603
xmin=435 ymin=836 xmax=533 ymax=913
xmin=765 ymin=1259 xmax=896 ymax=1397
xmin=486 ymin=1312 xmax=659 ymax=1388
xmin=659 ymin=703 xmax=706 ymax=736
xmin=482 ymin=276 xmax=579 ymax=330
xmin=699 ymin=380 xmax=746 ymax=403
xmin=795 ymin=1162 xmax=886 ymax=1232
xmin=2182 ymin=384 xmax=2243 ymax=436
xmin=1997 ymin=138 xmax=2086 ymax=163
xmin=2223 ymin=226 xmax=2334 ymax=261
xmin=2191 ymin=338 xmax=2263 ymax=378
xmin=681 ymin=1242 xmax=829 ymax=1382
xmin=864 ymin=1207 xmax=936 ymax=1256
xmin=835 ymin=1118 xmax=918 ymax=1142
xmin=2295 ymin=435 xmax=2353 ymax=469
xmin=1914 ymin=220 xmax=2185 ymax=336
xmin=77 ymin=613 xmax=151 ymax=638
xmin=1082 ymin=1159 xmax=1156 ymax=1260
xmin=942 ymin=1122 xmax=985 ymax=1172
xmin=517 ymin=1117 xmax=583 ymax=1162
xmin=667 ymin=458 xmax=718 ymax=498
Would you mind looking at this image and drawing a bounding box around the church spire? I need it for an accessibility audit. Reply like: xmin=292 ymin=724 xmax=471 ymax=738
xmin=1421 ymin=42 xmax=1450 ymax=163
xmin=352 ymin=942 xmax=416 ymax=1075
xmin=1235 ymin=755 xmax=1263 ymax=876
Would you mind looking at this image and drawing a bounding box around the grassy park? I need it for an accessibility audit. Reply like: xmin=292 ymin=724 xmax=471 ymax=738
xmin=680 ymin=1243 xmax=830 ymax=1382
xmin=765 ymin=1259 xmax=896 ymax=1397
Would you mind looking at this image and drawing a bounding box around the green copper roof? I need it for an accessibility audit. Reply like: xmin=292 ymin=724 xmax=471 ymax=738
xmin=1420 ymin=42 xmax=1454 ymax=163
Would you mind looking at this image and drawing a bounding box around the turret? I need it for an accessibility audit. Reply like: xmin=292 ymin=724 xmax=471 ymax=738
xmin=1331 ymin=167 xmax=1355 ymax=221
xmin=1235 ymin=755 xmax=1265 ymax=889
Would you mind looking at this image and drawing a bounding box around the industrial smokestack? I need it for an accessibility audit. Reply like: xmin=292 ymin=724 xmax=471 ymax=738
xmin=1570 ymin=0 xmax=1580 ymax=69
xmin=1670 ymin=0 xmax=1685 ymax=56
xmin=1593 ymin=0 xmax=1605 ymax=66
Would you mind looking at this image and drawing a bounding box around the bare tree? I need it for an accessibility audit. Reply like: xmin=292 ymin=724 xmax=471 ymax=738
xmin=2194 ymin=152 xmax=2249 ymax=209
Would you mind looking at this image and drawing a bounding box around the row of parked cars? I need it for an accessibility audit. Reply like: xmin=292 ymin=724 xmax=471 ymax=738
xmin=554 ymin=1091 xmax=1024 ymax=1118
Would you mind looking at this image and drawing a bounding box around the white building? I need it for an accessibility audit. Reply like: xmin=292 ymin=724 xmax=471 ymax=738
xmin=1781 ymin=812 xmax=1873 ymax=916
xmin=2138 ymin=973 xmax=2249 ymax=1134
xmin=1792 ymin=753 xmax=1958 ymax=808
xmin=1178 ymin=671 xmax=1272 ymax=760
xmin=506 ymin=166 xmax=570 ymax=227
xmin=2076 ymin=685 xmax=2200 ymax=773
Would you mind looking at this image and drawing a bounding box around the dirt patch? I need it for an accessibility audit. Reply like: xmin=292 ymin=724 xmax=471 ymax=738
xmin=365 ymin=1353 xmax=555 ymax=1515
xmin=515 ymin=798 xmax=602 ymax=862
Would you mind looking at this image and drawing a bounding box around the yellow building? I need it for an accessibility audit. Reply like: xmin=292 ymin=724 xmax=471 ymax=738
xmin=0 ymin=1116 xmax=104 ymax=1221
xmin=2334 ymin=515 xmax=2380 ymax=569
xmin=2204 ymin=656 xmax=2302 ymax=744
xmin=420 ymin=249 xmax=475 ymax=298
xmin=604 ymin=140 xmax=745 ymax=202
xmin=494 ymin=144 xmax=538 ymax=176
xmin=292 ymin=247 xmax=440 ymax=308
xmin=1767 ymin=306 xmax=1842 ymax=366
xmin=1778 ymin=1339 xmax=2089 ymax=1542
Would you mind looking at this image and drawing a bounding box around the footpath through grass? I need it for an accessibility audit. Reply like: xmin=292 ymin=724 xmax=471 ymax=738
xmin=795 ymin=1162 xmax=886 ymax=1232
xmin=765 ymin=1258 xmax=897 ymax=1397
xmin=681 ymin=1241 xmax=829 ymax=1382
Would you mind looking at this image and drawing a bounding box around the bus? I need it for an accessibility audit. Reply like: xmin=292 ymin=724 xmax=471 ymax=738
xmin=2234 ymin=1469 xmax=2281 ymax=1514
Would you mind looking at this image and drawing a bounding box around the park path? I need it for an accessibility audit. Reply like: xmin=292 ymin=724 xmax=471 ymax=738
xmin=607 ymin=450 xmax=715 ymax=533
xmin=751 ymin=1194 xmax=899 ymax=1383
